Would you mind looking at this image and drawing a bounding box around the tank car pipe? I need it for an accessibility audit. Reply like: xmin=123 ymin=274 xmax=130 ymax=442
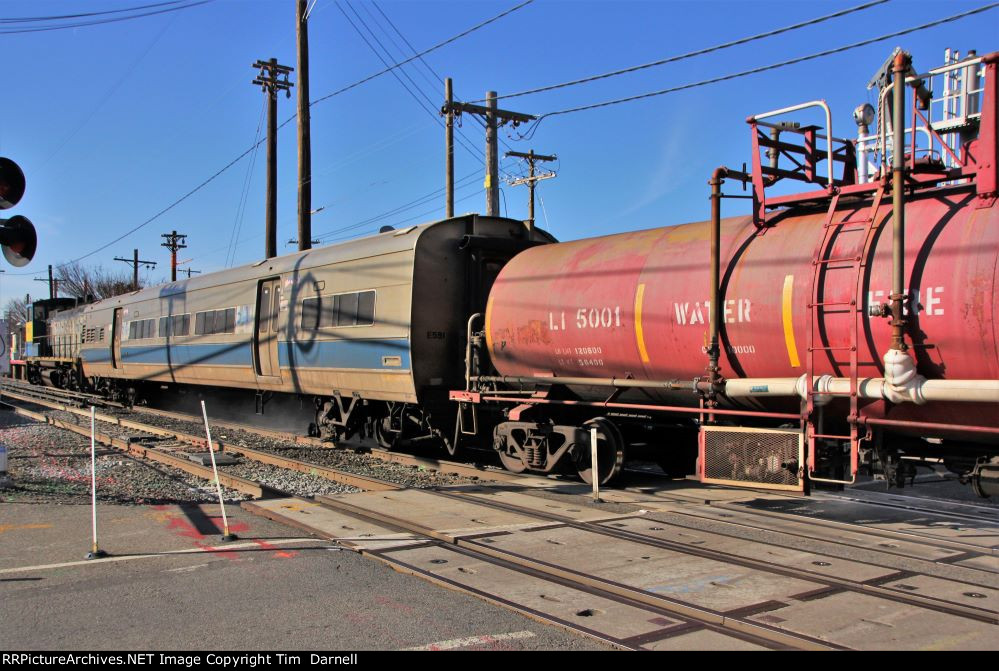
xmin=465 ymin=313 xmax=482 ymax=391
xmin=860 ymin=418 xmax=999 ymax=436
xmin=724 ymin=376 xmax=999 ymax=404
xmin=707 ymin=166 xmax=729 ymax=398
xmin=476 ymin=395 xmax=800 ymax=421
xmin=472 ymin=374 xmax=699 ymax=391
xmin=891 ymin=50 xmax=910 ymax=351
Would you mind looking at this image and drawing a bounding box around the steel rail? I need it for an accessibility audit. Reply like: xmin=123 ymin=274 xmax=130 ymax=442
xmin=128 ymin=404 xmax=528 ymax=483
xmin=0 ymin=388 xmax=401 ymax=493
xmin=428 ymin=489 xmax=999 ymax=625
xmin=0 ymin=401 xmax=273 ymax=498
xmin=311 ymin=494 xmax=843 ymax=650
xmin=610 ymin=487 xmax=999 ymax=567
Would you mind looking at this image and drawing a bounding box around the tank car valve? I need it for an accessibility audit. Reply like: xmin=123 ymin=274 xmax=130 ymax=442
xmin=868 ymin=302 xmax=891 ymax=318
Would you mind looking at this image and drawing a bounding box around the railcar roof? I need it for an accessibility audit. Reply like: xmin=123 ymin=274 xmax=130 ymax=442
xmin=80 ymin=219 xmax=446 ymax=313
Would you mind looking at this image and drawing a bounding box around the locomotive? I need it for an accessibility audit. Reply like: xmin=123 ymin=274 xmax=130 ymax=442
xmin=12 ymin=47 xmax=999 ymax=497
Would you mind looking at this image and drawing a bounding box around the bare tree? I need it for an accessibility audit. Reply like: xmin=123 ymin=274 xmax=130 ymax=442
xmin=2 ymin=296 xmax=28 ymax=359
xmin=3 ymin=296 xmax=27 ymax=325
xmin=57 ymin=261 xmax=146 ymax=300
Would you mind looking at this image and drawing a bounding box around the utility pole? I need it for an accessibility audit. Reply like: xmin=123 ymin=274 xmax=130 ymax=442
xmin=114 ymin=249 xmax=156 ymax=291
xmin=296 ymin=0 xmax=312 ymax=252
xmin=484 ymin=92 xmax=499 ymax=216
xmin=161 ymin=231 xmax=187 ymax=282
xmin=444 ymin=78 xmax=454 ymax=217
xmin=252 ymin=58 xmax=294 ymax=259
xmin=504 ymin=150 xmax=557 ymax=230
xmin=175 ymin=258 xmax=200 ymax=279
xmin=34 ymin=265 xmax=56 ymax=299
xmin=441 ymin=88 xmax=535 ymax=217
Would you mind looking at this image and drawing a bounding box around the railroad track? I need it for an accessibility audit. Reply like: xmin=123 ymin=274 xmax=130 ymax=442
xmin=5 ymin=380 xmax=995 ymax=649
xmin=0 ymin=388 xmax=450 ymax=496
xmin=601 ymin=483 xmax=999 ymax=571
xmin=0 ymin=383 xmax=835 ymax=648
xmin=0 ymin=379 xmax=528 ymax=486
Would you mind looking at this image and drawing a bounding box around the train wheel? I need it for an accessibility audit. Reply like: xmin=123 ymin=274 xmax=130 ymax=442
xmin=374 ymin=416 xmax=399 ymax=450
xmin=498 ymin=450 xmax=528 ymax=473
xmin=577 ymin=418 xmax=625 ymax=486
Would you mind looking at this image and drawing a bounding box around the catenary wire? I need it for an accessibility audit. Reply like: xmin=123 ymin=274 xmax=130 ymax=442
xmin=467 ymin=0 xmax=891 ymax=103
xmin=515 ymin=3 xmax=999 ymax=140
xmin=20 ymin=1 xmax=533 ymax=276
xmin=0 ymin=0 xmax=216 ymax=34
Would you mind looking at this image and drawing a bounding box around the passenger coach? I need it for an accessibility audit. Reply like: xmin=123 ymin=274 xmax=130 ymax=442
xmin=62 ymin=214 xmax=552 ymax=447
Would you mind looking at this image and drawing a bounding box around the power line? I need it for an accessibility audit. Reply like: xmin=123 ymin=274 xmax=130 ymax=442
xmin=310 ymin=0 xmax=534 ymax=107
xmin=191 ymin=174 xmax=483 ymax=269
xmin=0 ymin=0 xmax=216 ymax=34
xmin=337 ymin=1 xmax=485 ymax=162
xmin=0 ymin=1 xmax=185 ymax=23
xmin=313 ymin=170 xmax=480 ymax=241
xmin=470 ymin=0 xmax=891 ymax=104
xmin=37 ymin=16 xmax=175 ymax=172
xmin=519 ymin=2 xmax=999 ymax=137
xmin=27 ymin=1 xmax=533 ymax=276
xmin=226 ymin=97 xmax=267 ymax=268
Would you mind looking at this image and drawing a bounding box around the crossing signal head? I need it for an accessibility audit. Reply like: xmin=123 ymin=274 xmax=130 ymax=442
xmin=0 ymin=157 xmax=26 ymax=209
xmin=0 ymin=157 xmax=36 ymax=267
xmin=0 ymin=215 xmax=36 ymax=267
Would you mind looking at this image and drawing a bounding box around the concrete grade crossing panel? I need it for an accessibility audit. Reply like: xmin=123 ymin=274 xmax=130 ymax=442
xmin=474 ymin=525 xmax=824 ymax=613
xmin=746 ymin=591 xmax=999 ymax=650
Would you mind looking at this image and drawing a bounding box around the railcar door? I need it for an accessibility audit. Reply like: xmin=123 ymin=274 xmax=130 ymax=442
xmin=254 ymin=279 xmax=282 ymax=379
xmin=111 ymin=308 xmax=123 ymax=370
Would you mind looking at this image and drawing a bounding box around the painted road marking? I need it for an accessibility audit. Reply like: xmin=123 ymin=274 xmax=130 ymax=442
xmin=0 ymin=523 xmax=53 ymax=535
xmin=0 ymin=537 xmax=324 ymax=574
xmin=405 ymin=631 xmax=536 ymax=650
xmin=165 ymin=563 xmax=211 ymax=573
xmin=634 ymin=283 xmax=650 ymax=364
xmin=782 ymin=274 xmax=800 ymax=368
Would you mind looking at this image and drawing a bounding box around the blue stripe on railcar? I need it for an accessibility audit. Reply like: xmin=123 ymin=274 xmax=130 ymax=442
xmin=279 ymin=338 xmax=410 ymax=370
xmin=81 ymin=348 xmax=112 ymax=363
xmin=82 ymin=339 xmax=410 ymax=370
xmin=121 ymin=342 xmax=254 ymax=367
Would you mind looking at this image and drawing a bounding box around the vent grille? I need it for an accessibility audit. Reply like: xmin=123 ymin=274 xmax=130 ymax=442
xmin=81 ymin=327 xmax=104 ymax=344
xmin=700 ymin=426 xmax=803 ymax=491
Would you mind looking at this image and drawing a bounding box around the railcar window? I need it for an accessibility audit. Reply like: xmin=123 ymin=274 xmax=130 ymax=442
xmin=129 ymin=319 xmax=157 ymax=340
xmin=270 ymin=286 xmax=281 ymax=334
xmin=222 ymin=308 xmax=235 ymax=333
xmin=259 ymin=286 xmax=271 ymax=334
xmin=356 ymin=291 xmax=375 ymax=326
xmin=336 ymin=292 xmax=358 ymax=327
xmin=300 ymin=291 xmax=375 ymax=330
xmin=194 ymin=309 xmax=235 ymax=336
xmin=159 ymin=314 xmax=191 ymax=337
xmin=301 ymin=297 xmax=321 ymax=330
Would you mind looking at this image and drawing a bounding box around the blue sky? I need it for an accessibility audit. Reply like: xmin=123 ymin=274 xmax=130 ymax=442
xmin=1 ymin=0 xmax=996 ymax=303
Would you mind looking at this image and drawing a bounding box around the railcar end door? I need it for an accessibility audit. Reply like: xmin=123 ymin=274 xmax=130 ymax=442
xmin=254 ymin=279 xmax=282 ymax=379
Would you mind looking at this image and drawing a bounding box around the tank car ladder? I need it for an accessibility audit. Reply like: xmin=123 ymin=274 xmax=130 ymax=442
xmin=805 ymin=181 xmax=886 ymax=485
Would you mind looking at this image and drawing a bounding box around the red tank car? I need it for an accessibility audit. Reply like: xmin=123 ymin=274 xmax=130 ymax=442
xmin=485 ymin=189 xmax=999 ymax=418
xmin=453 ymin=49 xmax=999 ymax=497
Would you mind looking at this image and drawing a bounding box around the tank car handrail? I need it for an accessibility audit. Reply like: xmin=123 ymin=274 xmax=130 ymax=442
xmin=748 ymin=100 xmax=834 ymax=188
xmin=751 ymin=119 xmax=853 ymax=146
xmin=918 ymin=54 xmax=983 ymax=80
